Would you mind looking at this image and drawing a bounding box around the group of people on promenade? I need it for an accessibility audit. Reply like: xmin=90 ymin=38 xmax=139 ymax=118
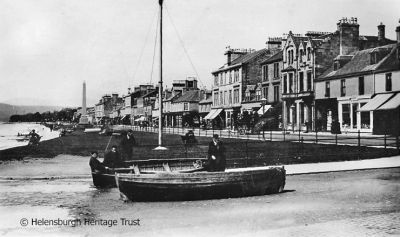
xmin=89 ymin=130 xmax=226 ymax=173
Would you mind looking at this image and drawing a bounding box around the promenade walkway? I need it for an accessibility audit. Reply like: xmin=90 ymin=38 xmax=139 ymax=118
xmin=117 ymin=125 xmax=399 ymax=149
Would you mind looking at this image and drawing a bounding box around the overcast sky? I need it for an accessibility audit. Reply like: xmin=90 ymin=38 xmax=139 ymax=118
xmin=0 ymin=0 xmax=399 ymax=107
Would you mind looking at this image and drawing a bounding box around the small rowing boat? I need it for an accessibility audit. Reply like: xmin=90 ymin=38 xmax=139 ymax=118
xmin=115 ymin=166 xmax=286 ymax=201
xmin=91 ymin=158 xmax=206 ymax=188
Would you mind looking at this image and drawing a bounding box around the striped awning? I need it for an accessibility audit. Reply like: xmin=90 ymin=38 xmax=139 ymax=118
xmin=376 ymin=93 xmax=400 ymax=111
xmin=257 ymin=105 xmax=272 ymax=115
xmin=241 ymin=102 xmax=261 ymax=111
xmin=358 ymin=93 xmax=393 ymax=112
xmin=204 ymin=109 xmax=223 ymax=120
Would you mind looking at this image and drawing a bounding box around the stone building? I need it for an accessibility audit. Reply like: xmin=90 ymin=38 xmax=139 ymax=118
xmin=314 ymin=21 xmax=397 ymax=133
xmin=282 ymin=18 xmax=395 ymax=132
xmin=209 ymin=43 xmax=280 ymax=129
xmin=158 ymin=78 xmax=199 ymax=127
xmin=131 ymin=85 xmax=155 ymax=124
xmin=199 ymin=91 xmax=212 ymax=123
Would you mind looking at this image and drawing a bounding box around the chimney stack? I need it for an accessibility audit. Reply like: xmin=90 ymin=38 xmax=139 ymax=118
xmin=224 ymin=46 xmax=248 ymax=66
xmin=337 ymin=17 xmax=360 ymax=55
xmin=378 ymin=22 xmax=385 ymax=41
xmin=396 ymin=19 xmax=400 ymax=43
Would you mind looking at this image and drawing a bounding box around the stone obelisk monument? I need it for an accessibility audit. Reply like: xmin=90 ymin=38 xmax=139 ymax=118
xmin=79 ymin=81 xmax=89 ymax=125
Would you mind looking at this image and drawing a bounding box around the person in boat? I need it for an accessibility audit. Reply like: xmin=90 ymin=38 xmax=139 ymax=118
xmin=89 ymin=151 xmax=107 ymax=172
xmin=28 ymin=129 xmax=41 ymax=145
xmin=103 ymin=145 xmax=125 ymax=168
xmin=29 ymin=129 xmax=40 ymax=139
xmin=119 ymin=130 xmax=136 ymax=161
xmin=207 ymin=134 xmax=226 ymax=172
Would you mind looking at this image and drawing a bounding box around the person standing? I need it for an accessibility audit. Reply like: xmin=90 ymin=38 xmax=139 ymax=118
xmin=119 ymin=130 xmax=136 ymax=161
xmin=103 ymin=145 xmax=125 ymax=168
xmin=207 ymin=134 xmax=226 ymax=172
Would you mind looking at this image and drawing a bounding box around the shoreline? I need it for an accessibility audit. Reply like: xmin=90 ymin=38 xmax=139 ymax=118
xmin=1 ymin=128 xmax=398 ymax=167
xmin=0 ymin=122 xmax=60 ymax=151
xmin=1 ymin=154 xmax=399 ymax=180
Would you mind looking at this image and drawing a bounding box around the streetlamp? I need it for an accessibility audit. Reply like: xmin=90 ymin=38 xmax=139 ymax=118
xmin=260 ymin=97 xmax=267 ymax=140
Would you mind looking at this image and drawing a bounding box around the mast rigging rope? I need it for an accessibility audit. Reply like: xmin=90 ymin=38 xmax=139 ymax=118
xmin=165 ymin=6 xmax=205 ymax=88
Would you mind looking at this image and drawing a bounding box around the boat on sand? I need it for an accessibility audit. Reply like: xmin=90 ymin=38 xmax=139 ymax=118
xmin=116 ymin=166 xmax=286 ymax=201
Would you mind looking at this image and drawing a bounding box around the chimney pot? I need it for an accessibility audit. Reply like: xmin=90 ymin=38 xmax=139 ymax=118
xmin=378 ymin=23 xmax=385 ymax=41
xmin=396 ymin=20 xmax=400 ymax=43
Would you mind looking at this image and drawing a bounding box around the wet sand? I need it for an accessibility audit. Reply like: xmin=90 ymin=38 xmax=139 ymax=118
xmin=1 ymin=163 xmax=399 ymax=236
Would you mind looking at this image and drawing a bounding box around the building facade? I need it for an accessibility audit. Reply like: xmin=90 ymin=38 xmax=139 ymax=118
xmin=210 ymin=45 xmax=278 ymax=129
xmin=282 ymin=18 xmax=395 ymax=132
xmin=314 ymin=21 xmax=397 ymax=133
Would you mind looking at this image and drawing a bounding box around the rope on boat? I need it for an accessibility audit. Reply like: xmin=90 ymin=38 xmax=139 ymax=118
xmin=165 ymin=6 xmax=204 ymax=87
xmin=131 ymin=10 xmax=158 ymax=86
xmin=105 ymin=135 xmax=113 ymax=152
xmin=149 ymin=10 xmax=160 ymax=84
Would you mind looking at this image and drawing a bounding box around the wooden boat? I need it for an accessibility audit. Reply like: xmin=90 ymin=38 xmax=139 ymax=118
xmin=115 ymin=166 xmax=286 ymax=201
xmin=91 ymin=158 xmax=206 ymax=188
xmin=94 ymin=1 xmax=287 ymax=201
xmin=111 ymin=1 xmax=286 ymax=202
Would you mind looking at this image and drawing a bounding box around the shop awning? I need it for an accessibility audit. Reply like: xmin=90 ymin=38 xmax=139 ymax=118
xmin=376 ymin=93 xmax=400 ymax=111
xmin=204 ymin=110 xmax=215 ymax=120
xmin=257 ymin=105 xmax=272 ymax=115
xmin=241 ymin=102 xmax=261 ymax=111
xmin=204 ymin=109 xmax=223 ymax=120
xmin=134 ymin=116 xmax=147 ymax=122
xmin=358 ymin=93 xmax=393 ymax=112
xmin=121 ymin=114 xmax=130 ymax=120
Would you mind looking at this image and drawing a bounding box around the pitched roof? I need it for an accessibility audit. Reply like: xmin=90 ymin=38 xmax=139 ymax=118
xmin=230 ymin=48 xmax=269 ymax=65
xmin=319 ymin=44 xmax=397 ymax=80
xmin=174 ymin=90 xmax=200 ymax=103
xmin=164 ymin=92 xmax=181 ymax=102
xmin=261 ymin=50 xmax=283 ymax=64
xmin=141 ymin=90 xmax=157 ymax=98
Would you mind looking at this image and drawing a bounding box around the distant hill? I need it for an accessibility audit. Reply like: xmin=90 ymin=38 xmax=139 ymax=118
xmin=0 ymin=103 xmax=64 ymax=121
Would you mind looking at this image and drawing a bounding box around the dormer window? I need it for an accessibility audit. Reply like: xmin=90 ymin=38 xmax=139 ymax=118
xmin=299 ymin=49 xmax=303 ymax=63
xmin=256 ymin=89 xmax=261 ymax=101
xmin=287 ymin=49 xmax=294 ymax=65
xmin=333 ymin=61 xmax=340 ymax=71
xmin=245 ymin=91 xmax=250 ymax=101
xmin=307 ymin=47 xmax=311 ymax=61
xmin=370 ymin=52 xmax=378 ymax=65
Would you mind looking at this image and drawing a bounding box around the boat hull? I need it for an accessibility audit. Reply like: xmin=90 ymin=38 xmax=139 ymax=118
xmin=91 ymin=158 xmax=206 ymax=188
xmin=117 ymin=167 xmax=286 ymax=201
xmin=91 ymin=172 xmax=118 ymax=188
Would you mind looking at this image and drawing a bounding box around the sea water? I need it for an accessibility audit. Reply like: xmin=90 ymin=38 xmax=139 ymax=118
xmin=0 ymin=122 xmax=60 ymax=150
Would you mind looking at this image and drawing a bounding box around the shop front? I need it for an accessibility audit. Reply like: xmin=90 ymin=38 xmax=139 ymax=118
xmin=338 ymin=95 xmax=373 ymax=133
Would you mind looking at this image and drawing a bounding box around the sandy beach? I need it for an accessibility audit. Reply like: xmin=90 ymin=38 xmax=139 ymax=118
xmin=0 ymin=130 xmax=399 ymax=236
xmin=0 ymin=161 xmax=399 ymax=236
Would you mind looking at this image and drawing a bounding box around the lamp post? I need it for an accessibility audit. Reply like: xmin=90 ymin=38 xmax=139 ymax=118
xmin=260 ymin=97 xmax=267 ymax=140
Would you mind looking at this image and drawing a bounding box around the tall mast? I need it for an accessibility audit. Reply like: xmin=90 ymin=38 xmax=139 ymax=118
xmin=155 ymin=0 xmax=167 ymax=150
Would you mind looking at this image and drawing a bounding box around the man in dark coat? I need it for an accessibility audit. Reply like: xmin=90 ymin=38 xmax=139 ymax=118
xmin=89 ymin=151 xmax=106 ymax=172
xmin=103 ymin=145 xmax=125 ymax=168
xmin=207 ymin=134 xmax=226 ymax=172
xmin=119 ymin=130 xmax=136 ymax=161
